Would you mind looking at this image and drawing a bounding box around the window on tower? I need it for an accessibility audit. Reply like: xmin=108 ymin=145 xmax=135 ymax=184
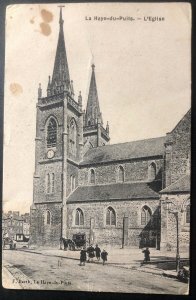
xmin=118 ymin=166 xmax=125 ymax=182
xmin=47 ymin=117 xmax=57 ymax=148
xmin=46 ymin=210 xmax=51 ymax=225
xmin=89 ymin=169 xmax=95 ymax=184
xmin=46 ymin=173 xmax=55 ymax=194
xmin=70 ymin=175 xmax=76 ymax=191
xmin=148 ymin=162 xmax=156 ymax=181
xmin=69 ymin=119 xmax=77 ymax=156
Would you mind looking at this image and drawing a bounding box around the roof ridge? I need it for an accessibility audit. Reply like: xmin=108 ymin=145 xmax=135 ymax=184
xmin=78 ymin=181 xmax=151 ymax=188
xmin=85 ymin=135 xmax=166 ymax=152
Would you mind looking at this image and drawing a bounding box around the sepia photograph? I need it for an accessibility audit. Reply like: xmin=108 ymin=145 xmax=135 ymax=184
xmin=2 ymin=2 xmax=191 ymax=294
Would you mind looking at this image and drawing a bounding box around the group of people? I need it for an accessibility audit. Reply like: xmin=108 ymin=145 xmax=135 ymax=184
xmin=80 ymin=244 xmax=108 ymax=266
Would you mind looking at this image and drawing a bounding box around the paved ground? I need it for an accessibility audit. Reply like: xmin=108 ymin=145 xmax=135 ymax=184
xmin=2 ymin=249 xmax=188 ymax=294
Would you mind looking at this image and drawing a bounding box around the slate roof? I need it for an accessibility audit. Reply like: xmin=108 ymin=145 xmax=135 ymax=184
xmin=160 ymin=174 xmax=190 ymax=194
xmin=80 ymin=136 xmax=166 ymax=166
xmin=67 ymin=182 xmax=160 ymax=204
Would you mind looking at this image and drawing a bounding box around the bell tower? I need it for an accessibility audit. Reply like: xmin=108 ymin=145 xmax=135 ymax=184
xmin=30 ymin=7 xmax=83 ymax=246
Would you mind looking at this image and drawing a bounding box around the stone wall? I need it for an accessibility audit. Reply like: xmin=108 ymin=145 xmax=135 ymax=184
xmin=30 ymin=202 xmax=62 ymax=247
xmin=66 ymin=162 xmax=79 ymax=196
xmin=164 ymin=110 xmax=191 ymax=187
xmin=34 ymin=161 xmax=63 ymax=204
xmin=160 ymin=193 xmax=190 ymax=252
xmin=79 ymin=158 xmax=163 ymax=186
xmin=67 ymin=199 xmax=160 ymax=247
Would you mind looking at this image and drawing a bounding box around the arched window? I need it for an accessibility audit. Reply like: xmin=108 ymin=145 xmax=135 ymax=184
xmin=46 ymin=173 xmax=55 ymax=194
xmin=118 ymin=166 xmax=125 ymax=182
xmin=47 ymin=118 xmax=57 ymax=148
xmin=106 ymin=207 xmax=116 ymax=226
xmin=70 ymin=175 xmax=76 ymax=191
xmin=148 ymin=163 xmax=156 ymax=181
xmin=141 ymin=206 xmax=152 ymax=225
xmin=70 ymin=175 xmax=73 ymax=191
xmin=186 ymin=204 xmax=190 ymax=223
xmin=73 ymin=176 xmax=76 ymax=190
xmin=46 ymin=173 xmax=50 ymax=194
xmin=51 ymin=173 xmax=55 ymax=193
xmin=75 ymin=208 xmax=84 ymax=226
xmin=69 ymin=119 xmax=77 ymax=156
xmin=89 ymin=169 xmax=95 ymax=184
xmin=46 ymin=211 xmax=51 ymax=225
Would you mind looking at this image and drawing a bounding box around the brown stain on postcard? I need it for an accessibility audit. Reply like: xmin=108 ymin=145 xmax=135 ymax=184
xmin=30 ymin=18 xmax=35 ymax=24
xmin=39 ymin=9 xmax=53 ymax=36
xmin=41 ymin=9 xmax=53 ymax=23
xmin=10 ymin=83 xmax=23 ymax=96
xmin=40 ymin=22 xmax=51 ymax=36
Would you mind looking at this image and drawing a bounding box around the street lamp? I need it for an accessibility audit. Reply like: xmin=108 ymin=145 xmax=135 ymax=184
xmin=166 ymin=201 xmax=182 ymax=273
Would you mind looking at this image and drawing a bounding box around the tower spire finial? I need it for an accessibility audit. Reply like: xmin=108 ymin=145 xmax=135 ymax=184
xmin=58 ymin=5 xmax=64 ymax=27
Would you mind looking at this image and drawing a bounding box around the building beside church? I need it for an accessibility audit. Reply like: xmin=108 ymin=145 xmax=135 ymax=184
xmin=30 ymin=9 xmax=190 ymax=252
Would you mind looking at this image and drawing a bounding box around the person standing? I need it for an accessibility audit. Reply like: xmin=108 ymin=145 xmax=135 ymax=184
xmin=95 ymin=244 xmax=101 ymax=261
xmin=80 ymin=247 xmax=87 ymax=266
xmin=87 ymin=244 xmax=95 ymax=263
xmin=142 ymin=247 xmax=150 ymax=263
xmin=101 ymin=249 xmax=108 ymax=265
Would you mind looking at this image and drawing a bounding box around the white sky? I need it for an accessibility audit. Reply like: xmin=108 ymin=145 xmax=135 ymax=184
xmin=3 ymin=3 xmax=191 ymax=213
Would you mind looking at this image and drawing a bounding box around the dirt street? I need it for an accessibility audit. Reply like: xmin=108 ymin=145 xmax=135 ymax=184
xmin=2 ymin=249 xmax=188 ymax=294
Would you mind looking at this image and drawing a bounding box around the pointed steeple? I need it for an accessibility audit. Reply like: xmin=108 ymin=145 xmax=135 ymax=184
xmin=85 ymin=64 xmax=103 ymax=126
xmin=50 ymin=7 xmax=70 ymax=94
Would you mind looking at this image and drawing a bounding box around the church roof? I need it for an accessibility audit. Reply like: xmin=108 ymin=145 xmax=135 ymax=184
xmin=67 ymin=182 xmax=160 ymax=204
xmin=80 ymin=136 xmax=166 ymax=165
xmin=160 ymin=174 xmax=190 ymax=194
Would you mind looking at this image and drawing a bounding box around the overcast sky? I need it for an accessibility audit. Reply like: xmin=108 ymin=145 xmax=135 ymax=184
xmin=3 ymin=3 xmax=191 ymax=213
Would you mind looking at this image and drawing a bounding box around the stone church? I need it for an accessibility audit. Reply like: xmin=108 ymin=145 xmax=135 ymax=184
xmin=30 ymin=9 xmax=190 ymax=252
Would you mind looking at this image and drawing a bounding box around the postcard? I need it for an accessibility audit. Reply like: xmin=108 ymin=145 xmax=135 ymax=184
xmin=2 ymin=2 xmax=191 ymax=294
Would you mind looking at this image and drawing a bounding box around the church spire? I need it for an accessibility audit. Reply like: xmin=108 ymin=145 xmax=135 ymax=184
xmin=85 ymin=64 xmax=103 ymax=126
xmin=50 ymin=7 xmax=70 ymax=94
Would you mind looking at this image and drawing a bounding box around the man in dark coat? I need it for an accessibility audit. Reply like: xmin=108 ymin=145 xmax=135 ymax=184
xmin=101 ymin=249 xmax=108 ymax=265
xmin=142 ymin=247 xmax=150 ymax=263
xmin=80 ymin=247 xmax=87 ymax=266
xmin=86 ymin=245 xmax=95 ymax=263
xmin=95 ymin=244 xmax=101 ymax=261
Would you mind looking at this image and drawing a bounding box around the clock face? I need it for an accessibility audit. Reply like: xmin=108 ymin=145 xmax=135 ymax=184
xmin=47 ymin=149 xmax=55 ymax=159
